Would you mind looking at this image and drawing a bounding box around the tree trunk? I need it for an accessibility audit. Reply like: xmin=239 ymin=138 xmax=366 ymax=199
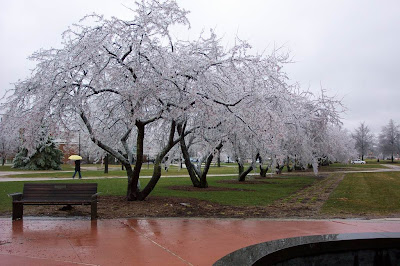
xmin=179 ymin=132 xmax=202 ymax=187
xmin=286 ymin=156 xmax=293 ymax=173
xmin=256 ymin=154 xmax=268 ymax=177
xmin=126 ymin=121 xmax=146 ymax=200
xmin=259 ymin=165 xmax=268 ymax=177
xmin=126 ymin=164 xmax=140 ymax=200
xmin=81 ymin=111 xmax=160 ymax=201
xmin=238 ymin=163 xmax=253 ymax=182
xmin=178 ymin=123 xmax=203 ymax=187
xmin=276 ymin=163 xmax=284 ymax=174
xmin=199 ymin=158 xmax=211 ymax=188
xmin=139 ymin=154 xmax=163 ymax=199
xmin=1 ymin=158 xmax=5 ymax=166
xmin=294 ymin=158 xmax=304 ymax=170
xmin=237 ymin=162 xmax=244 ymax=177
xmin=104 ymin=154 xmax=109 ymax=174
xmin=140 ymin=121 xmax=179 ymax=199
xmin=217 ymin=149 xmax=221 ymax=167
xmin=177 ymin=123 xmax=222 ymax=188
xmin=132 ymin=121 xmax=145 ymax=184
xmin=286 ymin=157 xmax=293 ymax=172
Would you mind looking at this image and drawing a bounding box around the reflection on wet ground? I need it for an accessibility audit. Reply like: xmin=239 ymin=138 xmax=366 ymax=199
xmin=0 ymin=218 xmax=399 ymax=265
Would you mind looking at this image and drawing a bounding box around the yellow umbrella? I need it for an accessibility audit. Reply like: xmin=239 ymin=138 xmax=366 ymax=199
xmin=68 ymin=155 xmax=83 ymax=160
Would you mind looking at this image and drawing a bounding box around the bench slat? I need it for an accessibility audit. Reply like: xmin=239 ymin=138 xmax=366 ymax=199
xmin=24 ymin=193 xmax=96 ymax=198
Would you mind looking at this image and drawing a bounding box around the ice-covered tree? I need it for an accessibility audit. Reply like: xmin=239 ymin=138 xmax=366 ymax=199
xmin=352 ymin=122 xmax=374 ymax=160
xmin=1 ymin=0 xmax=285 ymax=198
xmin=1 ymin=0 xmax=351 ymax=198
xmin=326 ymin=126 xmax=357 ymax=163
xmin=379 ymin=119 xmax=400 ymax=162
xmin=1 ymin=0 xmax=202 ymax=200
xmin=0 ymin=117 xmax=19 ymax=165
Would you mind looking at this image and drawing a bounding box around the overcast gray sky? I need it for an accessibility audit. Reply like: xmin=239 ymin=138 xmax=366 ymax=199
xmin=1 ymin=0 xmax=399 ymax=135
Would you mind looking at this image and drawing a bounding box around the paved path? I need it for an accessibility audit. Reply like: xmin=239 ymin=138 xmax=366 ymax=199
xmin=1 ymin=164 xmax=400 ymax=182
xmin=0 ymin=173 xmax=244 ymax=182
xmin=0 ymin=218 xmax=399 ymax=265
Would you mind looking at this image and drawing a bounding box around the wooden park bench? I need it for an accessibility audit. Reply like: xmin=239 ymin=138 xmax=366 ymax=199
xmin=9 ymin=183 xmax=99 ymax=220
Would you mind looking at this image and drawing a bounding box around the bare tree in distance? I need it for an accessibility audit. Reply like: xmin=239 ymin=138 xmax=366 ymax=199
xmin=352 ymin=122 xmax=374 ymax=160
xmin=379 ymin=119 xmax=400 ymax=163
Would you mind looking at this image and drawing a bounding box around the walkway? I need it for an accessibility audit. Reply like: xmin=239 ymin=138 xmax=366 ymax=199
xmin=0 ymin=218 xmax=399 ymax=265
xmin=1 ymin=164 xmax=400 ymax=182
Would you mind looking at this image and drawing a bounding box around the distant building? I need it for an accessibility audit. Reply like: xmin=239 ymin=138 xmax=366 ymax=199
xmin=54 ymin=132 xmax=79 ymax=164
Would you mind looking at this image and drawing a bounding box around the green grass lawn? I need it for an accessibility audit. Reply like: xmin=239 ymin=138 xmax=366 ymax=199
xmin=366 ymin=159 xmax=399 ymax=164
xmin=326 ymin=162 xmax=388 ymax=169
xmin=0 ymin=164 xmax=240 ymax=178
xmin=0 ymin=175 xmax=315 ymax=214
xmin=322 ymin=171 xmax=400 ymax=215
xmin=1 ymin=160 xmax=391 ymax=179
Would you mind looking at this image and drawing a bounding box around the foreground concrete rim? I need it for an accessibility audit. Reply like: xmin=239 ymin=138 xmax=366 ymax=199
xmin=1 ymin=217 xmax=400 ymax=265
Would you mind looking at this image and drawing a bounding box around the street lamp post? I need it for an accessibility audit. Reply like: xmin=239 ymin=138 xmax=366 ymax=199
xmin=78 ymin=130 xmax=81 ymax=156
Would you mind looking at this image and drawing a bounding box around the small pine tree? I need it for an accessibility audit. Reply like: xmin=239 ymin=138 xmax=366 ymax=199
xmin=12 ymin=148 xmax=30 ymax=169
xmin=13 ymin=138 xmax=63 ymax=170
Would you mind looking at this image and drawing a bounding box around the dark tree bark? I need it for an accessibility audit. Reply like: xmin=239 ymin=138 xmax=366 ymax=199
xmin=128 ymin=120 xmax=145 ymax=199
xmin=80 ymin=111 xmax=185 ymax=201
xmin=237 ymin=162 xmax=253 ymax=182
xmin=259 ymin=165 xmax=268 ymax=177
xmin=256 ymin=153 xmax=268 ymax=177
xmin=276 ymin=163 xmax=284 ymax=174
xmin=294 ymin=157 xmax=304 ymax=171
xmin=178 ymin=124 xmax=201 ymax=187
xmin=286 ymin=157 xmax=293 ymax=172
xmin=140 ymin=121 xmax=180 ymax=199
xmin=177 ymin=123 xmax=222 ymax=188
xmin=104 ymin=154 xmax=109 ymax=174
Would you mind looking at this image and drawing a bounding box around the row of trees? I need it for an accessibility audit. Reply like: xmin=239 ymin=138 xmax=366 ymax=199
xmin=0 ymin=0 xmax=355 ymax=200
xmin=353 ymin=119 xmax=400 ymax=162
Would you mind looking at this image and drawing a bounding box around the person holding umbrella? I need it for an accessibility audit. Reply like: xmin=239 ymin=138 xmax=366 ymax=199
xmin=69 ymin=155 xmax=83 ymax=179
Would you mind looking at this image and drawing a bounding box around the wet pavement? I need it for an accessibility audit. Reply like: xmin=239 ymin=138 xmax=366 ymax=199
xmin=0 ymin=218 xmax=399 ymax=265
xmin=0 ymin=172 xmax=241 ymax=182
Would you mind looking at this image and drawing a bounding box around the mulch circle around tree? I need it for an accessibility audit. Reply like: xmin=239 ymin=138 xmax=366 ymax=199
xmin=167 ymin=185 xmax=254 ymax=191
xmin=217 ymin=179 xmax=278 ymax=185
xmin=3 ymin=193 xmax=397 ymax=220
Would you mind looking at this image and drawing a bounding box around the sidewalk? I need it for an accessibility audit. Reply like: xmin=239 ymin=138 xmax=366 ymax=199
xmin=0 ymin=218 xmax=399 ymax=265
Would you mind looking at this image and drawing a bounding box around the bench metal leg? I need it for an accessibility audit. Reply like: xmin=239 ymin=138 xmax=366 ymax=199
xmin=12 ymin=202 xmax=23 ymax=220
xmin=91 ymin=200 xmax=97 ymax=220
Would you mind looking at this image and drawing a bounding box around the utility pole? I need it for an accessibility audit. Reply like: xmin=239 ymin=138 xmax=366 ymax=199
xmin=78 ymin=130 xmax=81 ymax=156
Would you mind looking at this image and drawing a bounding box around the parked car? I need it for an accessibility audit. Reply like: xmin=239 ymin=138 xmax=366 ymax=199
xmin=351 ymin=159 xmax=366 ymax=164
xmin=190 ymin=157 xmax=199 ymax=163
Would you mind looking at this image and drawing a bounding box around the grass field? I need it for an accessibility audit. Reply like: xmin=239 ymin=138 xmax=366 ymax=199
xmin=0 ymin=164 xmax=239 ymax=178
xmin=326 ymin=162 xmax=387 ymax=169
xmin=0 ymin=160 xmax=389 ymax=179
xmin=0 ymin=175 xmax=316 ymax=214
xmin=322 ymin=171 xmax=400 ymax=215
